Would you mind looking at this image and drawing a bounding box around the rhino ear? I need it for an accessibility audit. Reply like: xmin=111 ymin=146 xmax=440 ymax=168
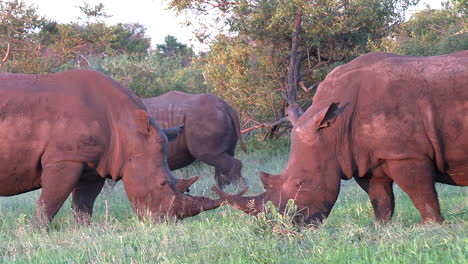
xmin=163 ymin=124 xmax=184 ymax=142
xmin=135 ymin=109 xmax=151 ymax=135
xmin=312 ymin=102 xmax=347 ymax=129
xmin=260 ymin=171 xmax=282 ymax=191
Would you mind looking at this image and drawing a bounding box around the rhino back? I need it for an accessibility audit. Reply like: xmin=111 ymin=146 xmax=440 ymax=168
xmin=143 ymin=92 xmax=193 ymax=169
xmin=185 ymin=93 xmax=238 ymax=155
xmin=142 ymin=91 xmax=238 ymax=168
xmin=311 ymin=51 xmax=468 ymax=181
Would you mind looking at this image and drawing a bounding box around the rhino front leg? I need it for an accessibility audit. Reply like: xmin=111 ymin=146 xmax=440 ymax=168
xmin=35 ymin=161 xmax=84 ymax=228
xmin=72 ymin=168 xmax=105 ymax=225
xmin=384 ymin=159 xmax=444 ymax=223
xmin=355 ymin=173 xmax=395 ymax=222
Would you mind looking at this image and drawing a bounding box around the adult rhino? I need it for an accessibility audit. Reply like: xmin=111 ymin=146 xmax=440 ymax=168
xmin=215 ymin=51 xmax=468 ymax=224
xmin=142 ymin=91 xmax=247 ymax=189
xmin=0 ymin=69 xmax=222 ymax=226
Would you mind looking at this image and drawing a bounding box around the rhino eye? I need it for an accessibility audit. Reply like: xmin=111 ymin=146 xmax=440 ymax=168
xmin=160 ymin=180 xmax=168 ymax=188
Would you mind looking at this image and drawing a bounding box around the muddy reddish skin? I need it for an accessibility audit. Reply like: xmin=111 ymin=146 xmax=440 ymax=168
xmin=142 ymin=91 xmax=247 ymax=189
xmin=215 ymin=51 xmax=468 ymax=224
xmin=0 ymin=69 xmax=221 ymax=226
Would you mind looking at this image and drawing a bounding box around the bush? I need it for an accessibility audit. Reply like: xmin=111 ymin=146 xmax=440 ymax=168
xmin=89 ymin=53 xmax=210 ymax=98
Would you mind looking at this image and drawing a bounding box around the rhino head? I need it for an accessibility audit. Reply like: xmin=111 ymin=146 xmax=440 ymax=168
xmin=214 ymin=102 xmax=347 ymax=224
xmin=117 ymin=109 xmax=233 ymax=220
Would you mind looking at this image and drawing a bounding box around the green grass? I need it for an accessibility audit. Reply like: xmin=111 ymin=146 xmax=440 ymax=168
xmin=0 ymin=137 xmax=466 ymax=263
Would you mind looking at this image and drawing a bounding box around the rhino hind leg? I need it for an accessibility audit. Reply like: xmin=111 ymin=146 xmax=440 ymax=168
xmin=35 ymin=161 xmax=84 ymax=228
xmin=384 ymin=159 xmax=444 ymax=223
xmin=199 ymin=153 xmax=245 ymax=190
xmin=72 ymin=168 xmax=105 ymax=225
xmin=214 ymin=168 xmax=229 ymax=189
xmin=355 ymin=173 xmax=395 ymax=222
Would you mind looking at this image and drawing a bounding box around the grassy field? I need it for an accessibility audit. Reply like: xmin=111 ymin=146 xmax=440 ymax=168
xmin=0 ymin=138 xmax=466 ymax=263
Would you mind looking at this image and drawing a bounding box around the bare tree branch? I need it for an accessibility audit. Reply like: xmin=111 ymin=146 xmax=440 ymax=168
xmin=286 ymin=11 xmax=302 ymax=104
xmin=241 ymin=117 xmax=289 ymax=134
xmin=299 ymin=60 xmax=330 ymax=80
xmin=299 ymin=80 xmax=321 ymax=93
xmin=2 ymin=40 xmax=11 ymax=63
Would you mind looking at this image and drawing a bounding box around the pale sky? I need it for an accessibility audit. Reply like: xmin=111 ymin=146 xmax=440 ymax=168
xmin=31 ymin=0 xmax=444 ymax=51
xmin=32 ymin=0 xmax=197 ymax=49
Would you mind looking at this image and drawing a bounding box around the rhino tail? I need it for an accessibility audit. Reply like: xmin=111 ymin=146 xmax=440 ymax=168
xmin=222 ymin=100 xmax=248 ymax=153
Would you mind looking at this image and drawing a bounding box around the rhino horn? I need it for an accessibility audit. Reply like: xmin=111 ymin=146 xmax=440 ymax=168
xmin=174 ymin=193 xmax=222 ymax=218
xmin=212 ymin=185 xmax=265 ymax=215
xmin=175 ymin=176 xmax=199 ymax=193
xmin=259 ymin=171 xmax=284 ymax=191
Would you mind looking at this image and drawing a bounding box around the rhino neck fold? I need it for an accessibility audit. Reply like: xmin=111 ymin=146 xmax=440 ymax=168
xmin=331 ymin=89 xmax=361 ymax=180
xmin=98 ymin=119 xmax=127 ymax=181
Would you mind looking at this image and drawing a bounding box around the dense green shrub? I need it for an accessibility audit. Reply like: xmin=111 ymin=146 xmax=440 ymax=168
xmin=88 ymin=52 xmax=210 ymax=98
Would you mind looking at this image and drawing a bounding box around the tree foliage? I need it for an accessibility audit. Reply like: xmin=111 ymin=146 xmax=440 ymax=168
xmin=368 ymin=0 xmax=467 ymax=56
xmin=170 ymin=0 xmax=420 ymax=129
xmin=0 ymin=1 xmax=151 ymax=73
xmin=397 ymin=0 xmax=467 ymax=55
xmin=88 ymin=35 xmax=207 ymax=98
xmin=0 ymin=0 xmax=48 ymax=72
xmin=110 ymin=23 xmax=151 ymax=55
xmin=156 ymin=34 xmax=194 ymax=58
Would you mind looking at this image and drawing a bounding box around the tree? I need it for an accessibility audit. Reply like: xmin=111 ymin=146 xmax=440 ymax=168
xmin=0 ymin=0 xmax=47 ymax=72
xmin=78 ymin=2 xmax=111 ymax=24
xmin=94 ymin=36 xmax=208 ymax=98
xmin=110 ymin=23 xmax=151 ymax=55
xmin=0 ymin=1 xmax=153 ymax=73
xmin=396 ymin=0 xmax=467 ymax=56
xmin=156 ymin=35 xmax=194 ymax=58
xmin=36 ymin=3 xmax=151 ymax=71
xmin=170 ymin=0 xmax=420 ymax=134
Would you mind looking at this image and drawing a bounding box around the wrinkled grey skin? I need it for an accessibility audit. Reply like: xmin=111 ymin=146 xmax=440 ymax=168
xmin=0 ymin=69 xmax=221 ymax=227
xmin=142 ymin=91 xmax=247 ymax=189
xmin=216 ymin=51 xmax=468 ymax=224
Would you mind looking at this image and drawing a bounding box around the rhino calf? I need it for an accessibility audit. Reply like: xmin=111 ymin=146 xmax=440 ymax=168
xmin=0 ymin=69 xmax=223 ymax=227
xmin=216 ymin=51 xmax=468 ymax=224
xmin=142 ymin=91 xmax=247 ymax=189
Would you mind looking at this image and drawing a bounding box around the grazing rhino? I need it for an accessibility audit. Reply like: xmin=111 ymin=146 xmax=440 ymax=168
xmin=0 ymin=69 xmax=223 ymax=226
xmin=215 ymin=51 xmax=468 ymax=224
xmin=142 ymin=91 xmax=248 ymax=189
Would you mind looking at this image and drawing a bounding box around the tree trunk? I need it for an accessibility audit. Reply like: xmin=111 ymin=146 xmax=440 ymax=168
xmin=284 ymin=11 xmax=304 ymax=125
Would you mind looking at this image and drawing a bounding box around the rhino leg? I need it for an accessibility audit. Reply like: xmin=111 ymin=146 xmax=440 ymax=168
xmin=199 ymin=153 xmax=244 ymax=190
xmin=72 ymin=168 xmax=105 ymax=225
xmin=214 ymin=168 xmax=227 ymax=189
xmin=35 ymin=161 xmax=84 ymax=228
xmin=355 ymin=173 xmax=395 ymax=222
xmin=385 ymin=159 xmax=444 ymax=223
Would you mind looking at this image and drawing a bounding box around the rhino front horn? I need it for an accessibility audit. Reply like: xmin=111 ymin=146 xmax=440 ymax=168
xmin=211 ymin=185 xmax=265 ymax=215
xmin=212 ymin=185 xmax=249 ymax=201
